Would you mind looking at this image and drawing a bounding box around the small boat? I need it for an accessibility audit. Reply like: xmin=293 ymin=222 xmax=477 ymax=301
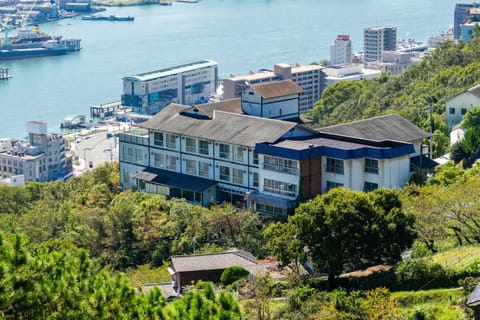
xmin=81 ymin=15 xmax=134 ymax=21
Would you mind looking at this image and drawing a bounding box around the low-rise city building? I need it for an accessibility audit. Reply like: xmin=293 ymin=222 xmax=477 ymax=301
xmin=222 ymin=63 xmax=325 ymax=114
xmin=323 ymin=63 xmax=381 ymax=86
xmin=366 ymin=51 xmax=415 ymax=75
xmin=0 ymin=121 xmax=71 ymax=185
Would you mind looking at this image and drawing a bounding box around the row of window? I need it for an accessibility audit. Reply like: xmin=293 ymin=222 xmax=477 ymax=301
xmin=448 ymin=107 xmax=467 ymax=115
xmin=326 ymin=181 xmax=378 ymax=192
xmin=152 ymin=132 xmax=259 ymax=164
xmin=263 ymin=155 xmax=298 ymax=175
xmin=152 ymin=153 xmax=260 ymax=187
xmin=326 ymin=158 xmax=379 ymax=175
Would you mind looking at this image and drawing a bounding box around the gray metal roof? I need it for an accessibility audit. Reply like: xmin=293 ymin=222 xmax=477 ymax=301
xmin=250 ymin=80 xmax=303 ymax=99
xmin=139 ymin=104 xmax=299 ymax=147
xmin=468 ymin=84 xmax=480 ymax=98
xmin=195 ymin=98 xmax=242 ymax=117
xmin=123 ymin=60 xmax=217 ymax=82
xmin=467 ymin=283 xmax=480 ymax=307
xmin=133 ymin=167 xmax=216 ymax=193
xmin=171 ymin=249 xmax=258 ymax=273
xmin=317 ymin=114 xmax=431 ymax=143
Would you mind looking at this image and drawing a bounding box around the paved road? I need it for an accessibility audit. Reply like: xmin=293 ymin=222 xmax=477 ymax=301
xmin=71 ymin=131 xmax=120 ymax=176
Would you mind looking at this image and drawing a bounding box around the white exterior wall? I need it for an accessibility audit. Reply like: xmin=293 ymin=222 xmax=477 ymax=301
xmin=241 ymin=88 xmax=263 ymax=116
xmin=445 ymin=92 xmax=480 ymax=128
xmin=120 ymin=162 xmax=147 ymax=189
xmin=242 ymin=90 xmax=299 ymax=120
xmin=321 ymin=155 xmax=411 ymax=193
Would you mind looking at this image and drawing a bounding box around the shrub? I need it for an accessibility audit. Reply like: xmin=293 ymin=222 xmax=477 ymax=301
xmin=220 ymin=266 xmax=249 ymax=285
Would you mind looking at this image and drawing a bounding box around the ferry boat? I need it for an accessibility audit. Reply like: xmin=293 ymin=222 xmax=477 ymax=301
xmin=0 ymin=25 xmax=81 ymax=60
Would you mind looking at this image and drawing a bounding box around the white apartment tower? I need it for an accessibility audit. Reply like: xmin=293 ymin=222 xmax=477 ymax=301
xmin=363 ymin=26 xmax=397 ymax=62
xmin=330 ymin=34 xmax=352 ymax=66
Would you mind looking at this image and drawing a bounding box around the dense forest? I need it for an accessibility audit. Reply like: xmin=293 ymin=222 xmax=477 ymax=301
xmin=4 ymin=36 xmax=480 ymax=318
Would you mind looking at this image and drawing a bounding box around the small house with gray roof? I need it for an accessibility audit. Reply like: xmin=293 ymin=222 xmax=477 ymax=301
xmin=168 ymin=249 xmax=259 ymax=294
xmin=119 ymin=101 xmax=432 ymax=218
xmin=446 ymin=84 xmax=480 ymax=128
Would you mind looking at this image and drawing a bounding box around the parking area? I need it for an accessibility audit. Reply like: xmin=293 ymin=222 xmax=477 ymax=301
xmin=71 ymin=131 xmax=120 ymax=176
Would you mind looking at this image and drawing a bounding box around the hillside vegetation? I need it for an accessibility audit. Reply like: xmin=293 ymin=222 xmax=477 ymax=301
xmin=309 ymin=35 xmax=480 ymax=157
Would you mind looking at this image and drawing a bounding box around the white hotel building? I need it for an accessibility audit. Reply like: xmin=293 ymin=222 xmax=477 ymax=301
xmin=119 ymin=82 xmax=432 ymax=218
xmin=121 ymin=60 xmax=219 ymax=114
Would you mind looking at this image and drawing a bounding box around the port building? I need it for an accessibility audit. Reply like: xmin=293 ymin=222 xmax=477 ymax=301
xmin=121 ymin=60 xmax=219 ymax=114
xmin=222 ymin=63 xmax=326 ymax=114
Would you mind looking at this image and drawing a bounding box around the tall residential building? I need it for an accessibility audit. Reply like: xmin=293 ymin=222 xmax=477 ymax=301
xmin=455 ymin=3 xmax=480 ymax=39
xmin=330 ymin=34 xmax=352 ymax=66
xmin=222 ymin=63 xmax=325 ymax=114
xmin=363 ymin=26 xmax=397 ymax=62
xmin=0 ymin=121 xmax=70 ymax=185
xmin=121 ymin=60 xmax=219 ymax=114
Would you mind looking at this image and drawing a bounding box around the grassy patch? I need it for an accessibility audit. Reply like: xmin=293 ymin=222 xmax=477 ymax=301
xmin=392 ymin=288 xmax=467 ymax=320
xmin=423 ymin=245 xmax=480 ymax=271
xmin=124 ymin=263 xmax=171 ymax=288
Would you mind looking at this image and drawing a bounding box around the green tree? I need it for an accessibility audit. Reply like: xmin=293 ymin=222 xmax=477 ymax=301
xmin=267 ymin=189 xmax=415 ymax=289
xmin=221 ymin=266 xmax=250 ymax=286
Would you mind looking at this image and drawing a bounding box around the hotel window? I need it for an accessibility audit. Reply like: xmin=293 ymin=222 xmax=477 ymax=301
xmin=219 ymin=166 xmax=230 ymax=181
xmin=449 ymin=107 xmax=455 ymax=114
xmin=186 ymin=159 xmax=196 ymax=175
xmin=199 ymin=140 xmax=209 ymax=155
xmin=364 ymin=182 xmax=378 ymax=192
xmin=326 ymin=158 xmax=344 ymax=175
xmin=153 ymin=132 xmax=164 ymax=146
xmin=326 ymin=181 xmax=343 ymax=192
xmin=365 ymin=158 xmax=379 ymax=174
xmin=199 ymin=162 xmax=209 ymax=177
xmin=186 ymin=137 xmax=196 ymax=153
xmin=166 ymin=134 xmax=176 ymax=149
xmin=219 ymin=143 xmax=230 ymax=159
xmin=233 ymin=146 xmax=244 ymax=162
xmin=123 ymin=146 xmax=133 ymax=162
xmin=264 ymin=155 xmax=298 ymax=175
xmin=264 ymin=178 xmax=296 ymax=197
xmin=253 ymin=152 xmax=259 ymax=165
xmin=233 ymin=168 xmax=244 ymax=185
xmin=153 ymin=153 xmax=164 ymax=168
xmin=461 ymin=108 xmax=467 ymax=115
xmin=253 ymin=172 xmax=259 ymax=188
xmin=166 ymin=155 xmax=176 ymax=170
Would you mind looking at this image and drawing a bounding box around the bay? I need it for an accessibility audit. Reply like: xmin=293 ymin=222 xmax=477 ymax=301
xmin=0 ymin=0 xmax=457 ymax=138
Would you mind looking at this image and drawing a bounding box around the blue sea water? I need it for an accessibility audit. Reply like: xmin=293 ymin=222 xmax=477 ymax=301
xmin=0 ymin=0 xmax=457 ymax=138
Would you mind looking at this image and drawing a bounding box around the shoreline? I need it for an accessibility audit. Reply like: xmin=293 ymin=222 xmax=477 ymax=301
xmin=91 ymin=0 xmax=195 ymax=7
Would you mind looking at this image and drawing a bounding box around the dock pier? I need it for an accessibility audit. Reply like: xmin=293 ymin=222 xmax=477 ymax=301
xmin=90 ymin=101 xmax=122 ymax=118
xmin=0 ymin=67 xmax=11 ymax=80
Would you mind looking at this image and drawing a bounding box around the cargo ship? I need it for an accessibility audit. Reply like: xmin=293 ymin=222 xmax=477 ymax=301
xmin=0 ymin=25 xmax=81 ymax=60
xmin=81 ymin=14 xmax=134 ymax=21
